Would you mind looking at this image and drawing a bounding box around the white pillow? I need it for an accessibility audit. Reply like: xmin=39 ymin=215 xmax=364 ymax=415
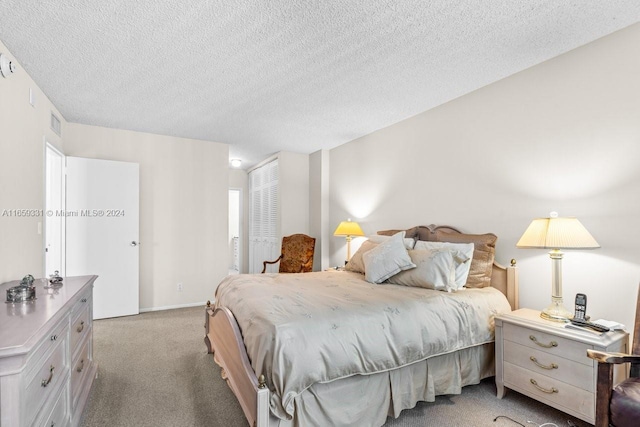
xmin=414 ymin=241 xmax=474 ymax=287
xmin=387 ymin=249 xmax=465 ymax=292
xmin=346 ymin=231 xmax=413 ymax=274
xmin=368 ymin=234 xmax=416 ymax=250
xmin=363 ymin=232 xmax=415 ymax=284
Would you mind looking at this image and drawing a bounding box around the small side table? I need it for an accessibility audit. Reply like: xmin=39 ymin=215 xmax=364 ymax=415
xmin=495 ymin=308 xmax=628 ymax=424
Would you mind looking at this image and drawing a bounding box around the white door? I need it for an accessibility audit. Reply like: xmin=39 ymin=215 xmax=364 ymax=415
xmin=66 ymin=157 xmax=139 ymax=319
xmin=45 ymin=143 xmax=65 ymax=277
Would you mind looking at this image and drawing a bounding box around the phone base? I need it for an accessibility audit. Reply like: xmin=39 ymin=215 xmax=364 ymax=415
xmin=540 ymin=302 xmax=572 ymax=323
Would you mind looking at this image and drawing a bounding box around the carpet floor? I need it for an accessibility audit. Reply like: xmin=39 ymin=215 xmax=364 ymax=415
xmin=80 ymin=306 xmax=592 ymax=427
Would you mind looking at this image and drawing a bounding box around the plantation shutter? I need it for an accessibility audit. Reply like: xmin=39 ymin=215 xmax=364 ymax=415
xmin=248 ymin=159 xmax=279 ymax=273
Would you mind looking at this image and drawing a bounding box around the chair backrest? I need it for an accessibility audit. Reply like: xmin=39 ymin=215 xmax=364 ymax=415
xmin=278 ymin=234 xmax=316 ymax=273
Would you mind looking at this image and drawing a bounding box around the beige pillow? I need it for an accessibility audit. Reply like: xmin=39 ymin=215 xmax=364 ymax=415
xmin=368 ymin=234 xmax=416 ymax=250
xmin=345 ymin=240 xmax=378 ymax=274
xmin=433 ymin=230 xmax=497 ymax=288
xmin=377 ymin=226 xmax=419 ymax=239
xmin=416 ymin=226 xmax=435 ymax=242
xmin=377 ymin=225 xmax=436 ymax=242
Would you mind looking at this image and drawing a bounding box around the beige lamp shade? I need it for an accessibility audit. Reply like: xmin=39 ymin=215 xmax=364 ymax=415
xmin=516 ymin=213 xmax=599 ymax=322
xmin=333 ymin=220 xmax=365 ymax=237
xmin=516 ymin=216 xmax=600 ymax=249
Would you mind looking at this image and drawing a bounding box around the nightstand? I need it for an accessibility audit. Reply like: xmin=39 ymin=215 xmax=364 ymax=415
xmin=495 ymin=308 xmax=628 ymax=424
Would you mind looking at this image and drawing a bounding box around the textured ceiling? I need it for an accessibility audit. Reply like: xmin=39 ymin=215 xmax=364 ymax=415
xmin=1 ymin=1 xmax=639 ymax=168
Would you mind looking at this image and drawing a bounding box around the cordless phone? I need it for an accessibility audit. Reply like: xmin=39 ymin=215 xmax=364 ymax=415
xmin=574 ymin=293 xmax=587 ymax=320
xmin=570 ymin=293 xmax=610 ymax=332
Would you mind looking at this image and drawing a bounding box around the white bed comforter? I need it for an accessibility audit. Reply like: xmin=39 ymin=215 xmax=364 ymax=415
xmin=214 ymin=271 xmax=511 ymax=420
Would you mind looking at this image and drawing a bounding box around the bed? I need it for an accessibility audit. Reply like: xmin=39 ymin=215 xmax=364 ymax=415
xmin=204 ymin=225 xmax=519 ymax=427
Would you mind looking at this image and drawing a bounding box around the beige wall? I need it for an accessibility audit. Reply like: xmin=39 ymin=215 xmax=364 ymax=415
xmin=0 ymin=39 xmax=66 ymax=283
xmin=309 ymin=150 xmax=330 ymax=270
xmin=65 ymin=124 xmax=229 ymax=310
xmin=278 ymin=151 xmax=310 ymax=237
xmin=330 ymin=23 xmax=640 ymax=330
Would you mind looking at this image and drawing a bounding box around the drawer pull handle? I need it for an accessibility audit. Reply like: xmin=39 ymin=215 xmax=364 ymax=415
xmin=81 ymin=298 xmax=87 ymax=303
xmin=530 ymin=356 xmax=558 ymax=370
xmin=529 ymin=335 xmax=557 ymax=348
xmin=77 ymin=320 xmax=85 ymax=333
xmin=530 ymin=378 xmax=558 ymax=394
xmin=77 ymin=358 xmax=85 ymax=373
xmin=50 ymin=334 xmax=57 ymax=341
xmin=41 ymin=365 xmax=55 ymax=387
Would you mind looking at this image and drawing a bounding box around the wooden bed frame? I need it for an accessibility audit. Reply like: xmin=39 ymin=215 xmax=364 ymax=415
xmin=204 ymin=226 xmax=519 ymax=427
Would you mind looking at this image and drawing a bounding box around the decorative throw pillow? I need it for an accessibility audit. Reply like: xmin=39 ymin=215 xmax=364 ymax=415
xmin=377 ymin=226 xmax=420 ymax=239
xmin=414 ymin=241 xmax=474 ymax=288
xmin=387 ymin=249 xmax=465 ymax=291
xmin=368 ymin=234 xmax=416 ymax=250
xmin=377 ymin=225 xmax=435 ymax=241
xmin=362 ymin=232 xmax=415 ymax=284
xmin=345 ymin=240 xmax=378 ymax=274
xmin=433 ymin=231 xmax=497 ymax=288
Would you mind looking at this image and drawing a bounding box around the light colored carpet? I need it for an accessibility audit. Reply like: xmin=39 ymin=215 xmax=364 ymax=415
xmin=80 ymin=306 xmax=591 ymax=427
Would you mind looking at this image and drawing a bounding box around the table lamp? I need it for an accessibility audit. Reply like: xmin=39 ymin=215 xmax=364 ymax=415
xmin=333 ymin=219 xmax=364 ymax=264
xmin=516 ymin=212 xmax=600 ymax=322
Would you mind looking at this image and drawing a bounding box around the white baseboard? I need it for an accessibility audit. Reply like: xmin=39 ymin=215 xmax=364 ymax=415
xmin=139 ymin=301 xmax=211 ymax=313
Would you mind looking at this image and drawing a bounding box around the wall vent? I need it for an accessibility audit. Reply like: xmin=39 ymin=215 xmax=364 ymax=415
xmin=50 ymin=112 xmax=61 ymax=136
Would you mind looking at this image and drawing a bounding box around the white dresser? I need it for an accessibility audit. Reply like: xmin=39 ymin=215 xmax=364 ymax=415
xmin=0 ymin=275 xmax=98 ymax=427
xmin=495 ymin=308 xmax=628 ymax=424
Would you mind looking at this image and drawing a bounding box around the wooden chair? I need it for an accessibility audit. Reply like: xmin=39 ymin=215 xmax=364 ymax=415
xmin=587 ymin=285 xmax=640 ymax=427
xmin=261 ymin=234 xmax=315 ymax=274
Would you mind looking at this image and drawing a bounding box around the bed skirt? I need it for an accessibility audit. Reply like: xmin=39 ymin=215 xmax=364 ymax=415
xmin=272 ymin=342 xmax=495 ymax=427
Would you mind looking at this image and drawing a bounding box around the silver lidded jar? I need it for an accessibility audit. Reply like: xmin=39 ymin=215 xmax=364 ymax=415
xmin=6 ymin=274 xmax=36 ymax=303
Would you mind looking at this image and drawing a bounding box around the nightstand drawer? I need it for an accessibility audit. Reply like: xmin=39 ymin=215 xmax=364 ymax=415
xmin=503 ymin=323 xmax=591 ymax=366
xmin=504 ymin=340 xmax=593 ymax=391
xmin=496 ymin=308 xmax=628 ymax=425
xmin=504 ymin=362 xmax=594 ymax=420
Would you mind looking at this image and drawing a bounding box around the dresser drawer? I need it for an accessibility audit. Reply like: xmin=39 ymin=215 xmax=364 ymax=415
xmin=504 ymin=340 xmax=593 ymax=391
xmin=24 ymin=333 xmax=69 ymax=425
xmin=27 ymin=317 xmax=69 ymax=373
xmin=70 ymin=304 xmax=91 ymax=356
xmin=34 ymin=382 xmax=69 ymax=427
xmin=503 ymin=323 xmax=592 ymax=366
xmin=71 ymin=287 xmax=92 ymax=317
xmin=71 ymin=337 xmax=91 ymax=410
xmin=504 ymin=362 xmax=594 ymax=420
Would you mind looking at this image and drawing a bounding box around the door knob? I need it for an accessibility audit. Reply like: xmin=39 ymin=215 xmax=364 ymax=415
xmin=130 ymin=241 xmax=139 ymax=247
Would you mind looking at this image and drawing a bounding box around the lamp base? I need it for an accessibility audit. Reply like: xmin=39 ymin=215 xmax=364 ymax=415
xmin=540 ymin=301 xmax=572 ymax=323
